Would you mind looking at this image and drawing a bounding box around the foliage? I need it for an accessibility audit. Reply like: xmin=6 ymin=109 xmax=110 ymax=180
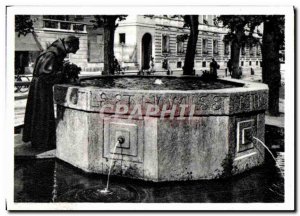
xmin=216 ymin=15 xmax=284 ymax=48
xmin=217 ymin=15 xmax=285 ymax=116
xmin=176 ymin=34 xmax=189 ymax=42
xmin=15 ymin=15 xmax=34 ymax=37
xmin=200 ymin=70 xmax=218 ymax=80
xmin=215 ymin=15 xmax=265 ymax=79
xmin=216 ymin=15 xmax=261 ymax=46
xmin=92 ymin=15 xmax=127 ymax=29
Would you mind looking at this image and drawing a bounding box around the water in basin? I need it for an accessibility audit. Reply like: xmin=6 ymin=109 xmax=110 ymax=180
xmin=79 ymin=76 xmax=243 ymax=90
xmin=14 ymin=155 xmax=284 ymax=203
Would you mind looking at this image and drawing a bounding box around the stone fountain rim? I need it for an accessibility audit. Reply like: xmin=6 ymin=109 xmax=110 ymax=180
xmin=54 ymin=76 xmax=269 ymax=118
xmin=59 ymin=75 xmax=268 ymax=94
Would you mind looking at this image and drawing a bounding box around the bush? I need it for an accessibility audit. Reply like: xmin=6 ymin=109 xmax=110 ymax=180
xmin=200 ymin=70 xmax=218 ymax=81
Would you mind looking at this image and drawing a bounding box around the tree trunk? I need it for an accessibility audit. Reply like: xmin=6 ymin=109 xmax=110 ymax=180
xmin=230 ymin=39 xmax=241 ymax=78
xmin=230 ymin=29 xmax=243 ymax=79
xmin=262 ymin=18 xmax=281 ymax=116
xmin=183 ymin=15 xmax=199 ymax=75
xmin=103 ymin=19 xmax=116 ymax=75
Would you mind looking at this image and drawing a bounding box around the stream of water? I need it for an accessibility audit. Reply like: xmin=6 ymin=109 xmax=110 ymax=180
xmin=98 ymin=140 xmax=120 ymax=194
xmin=253 ymin=136 xmax=284 ymax=177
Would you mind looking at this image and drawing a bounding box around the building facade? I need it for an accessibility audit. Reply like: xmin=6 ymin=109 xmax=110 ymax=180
xmin=15 ymin=15 xmax=262 ymax=74
xmin=113 ymin=15 xmax=262 ymax=72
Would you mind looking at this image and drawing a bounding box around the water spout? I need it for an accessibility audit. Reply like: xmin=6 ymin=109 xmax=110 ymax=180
xmin=99 ymin=136 xmax=125 ymax=194
xmin=253 ymin=136 xmax=284 ymax=177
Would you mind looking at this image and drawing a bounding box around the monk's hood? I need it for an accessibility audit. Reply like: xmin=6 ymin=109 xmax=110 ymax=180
xmin=46 ymin=39 xmax=67 ymax=59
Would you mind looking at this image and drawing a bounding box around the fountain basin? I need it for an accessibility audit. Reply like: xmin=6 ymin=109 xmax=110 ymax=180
xmin=54 ymin=76 xmax=268 ymax=182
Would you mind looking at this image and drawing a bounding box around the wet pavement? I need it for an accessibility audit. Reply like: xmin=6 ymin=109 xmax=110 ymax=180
xmin=14 ymin=157 xmax=284 ymax=203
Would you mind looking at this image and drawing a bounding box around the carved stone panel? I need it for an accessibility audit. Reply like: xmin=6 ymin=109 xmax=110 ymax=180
xmin=236 ymin=119 xmax=256 ymax=153
xmin=103 ymin=117 xmax=144 ymax=163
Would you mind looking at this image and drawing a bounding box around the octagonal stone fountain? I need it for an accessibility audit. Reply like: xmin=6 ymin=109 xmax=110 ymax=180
xmin=54 ymin=75 xmax=268 ymax=182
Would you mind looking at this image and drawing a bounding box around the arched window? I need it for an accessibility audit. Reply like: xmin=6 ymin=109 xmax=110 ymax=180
xmin=176 ymin=35 xmax=186 ymax=54
xmin=202 ymin=38 xmax=208 ymax=54
xmin=162 ymin=34 xmax=170 ymax=53
xmin=213 ymin=39 xmax=218 ymax=55
xmin=224 ymin=41 xmax=230 ymax=55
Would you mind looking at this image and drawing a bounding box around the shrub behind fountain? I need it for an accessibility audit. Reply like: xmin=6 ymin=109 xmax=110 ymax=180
xmin=54 ymin=76 xmax=268 ymax=182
